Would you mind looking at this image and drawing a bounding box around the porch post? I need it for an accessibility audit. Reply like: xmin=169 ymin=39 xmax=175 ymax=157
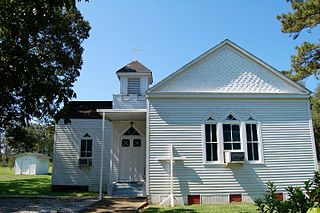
xmin=99 ymin=112 xmax=106 ymax=200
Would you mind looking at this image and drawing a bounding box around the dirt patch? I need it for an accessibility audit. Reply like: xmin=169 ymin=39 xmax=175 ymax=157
xmin=0 ymin=197 xmax=97 ymax=213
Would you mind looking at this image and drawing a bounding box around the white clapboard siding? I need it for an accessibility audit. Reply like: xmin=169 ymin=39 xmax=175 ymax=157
xmin=52 ymin=119 xmax=111 ymax=191
xmin=147 ymin=98 xmax=317 ymax=203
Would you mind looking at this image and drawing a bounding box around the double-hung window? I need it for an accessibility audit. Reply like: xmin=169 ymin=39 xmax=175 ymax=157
xmin=80 ymin=134 xmax=92 ymax=158
xmin=205 ymin=123 xmax=218 ymax=162
xmin=246 ymin=118 xmax=260 ymax=161
xmin=223 ymin=114 xmax=241 ymax=151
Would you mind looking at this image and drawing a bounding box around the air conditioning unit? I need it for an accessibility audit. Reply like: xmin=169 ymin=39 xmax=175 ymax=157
xmin=79 ymin=157 xmax=92 ymax=166
xmin=224 ymin=152 xmax=245 ymax=164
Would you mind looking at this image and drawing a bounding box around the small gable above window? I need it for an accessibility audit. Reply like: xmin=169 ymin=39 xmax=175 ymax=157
xmin=206 ymin=116 xmax=216 ymax=122
xmin=247 ymin=116 xmax=256 ymax=121
xmin=124 ymin=127 xmax=140 ymax=135
xmin=83 ymin=133 xmax=91 ymax=138
xmin=225 ymin=114 xmax=238 ymax=121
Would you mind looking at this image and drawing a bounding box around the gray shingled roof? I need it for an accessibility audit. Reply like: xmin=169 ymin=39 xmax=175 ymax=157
xmin=116 ymin=60 xmax=152 ymax=74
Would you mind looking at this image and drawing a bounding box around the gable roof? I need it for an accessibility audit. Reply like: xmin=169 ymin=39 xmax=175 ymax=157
xmin=147 ymin=39 xmax=310 ymax=94
xmin=116 ymin=60 xmax=152 ymax=74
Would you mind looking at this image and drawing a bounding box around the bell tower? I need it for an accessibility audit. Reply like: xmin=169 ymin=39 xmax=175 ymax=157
xmin=113 ymin=60 xmax=153 ymax=109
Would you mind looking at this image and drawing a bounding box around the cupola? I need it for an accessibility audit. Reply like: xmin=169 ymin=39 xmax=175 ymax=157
xmin=116 ymin=60 xmax=153 ymax=96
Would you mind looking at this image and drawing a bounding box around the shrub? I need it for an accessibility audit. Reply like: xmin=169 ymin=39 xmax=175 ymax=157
xmin=255 ymin=171 xmax=320 ymax=213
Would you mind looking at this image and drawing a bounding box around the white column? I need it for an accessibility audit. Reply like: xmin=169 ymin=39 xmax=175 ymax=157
xmin=99 ymin=112 xmax=106 ymax=200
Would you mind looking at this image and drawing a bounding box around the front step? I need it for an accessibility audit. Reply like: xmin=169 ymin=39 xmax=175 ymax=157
xmin=112 ymin=182 xmax=144 ymax=197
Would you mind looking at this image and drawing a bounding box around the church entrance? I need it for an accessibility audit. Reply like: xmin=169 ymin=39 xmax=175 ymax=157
xmin=119 ymin=125 xmax=145 ymax=181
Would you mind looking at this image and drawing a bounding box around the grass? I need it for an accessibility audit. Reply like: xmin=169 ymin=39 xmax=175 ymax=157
xmin=0 ymin=167 xmax=97 ymax=197
xmin=144 ymin=204 xmax=257 ymax=213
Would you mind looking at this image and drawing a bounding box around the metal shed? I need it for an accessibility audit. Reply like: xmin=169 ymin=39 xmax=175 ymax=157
xmin=14 ymin=153 xmax=50 ymax=175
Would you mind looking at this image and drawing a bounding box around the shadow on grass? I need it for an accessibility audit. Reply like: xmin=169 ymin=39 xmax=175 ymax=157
xmin=143 ymin=207 xmax=197 ymax=213
xmin=0 ymin=178 xmax=51 ymax=195
xmin=0 ymin=178 xmax=97 ymax=197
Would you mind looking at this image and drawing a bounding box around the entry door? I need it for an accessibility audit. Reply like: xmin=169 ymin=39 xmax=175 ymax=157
xmin=119 ymin=135 xmax=145 ymax=181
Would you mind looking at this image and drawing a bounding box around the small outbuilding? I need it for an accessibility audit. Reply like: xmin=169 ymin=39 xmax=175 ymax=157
xmin=14 ymin=153 xmax=50 ymax=175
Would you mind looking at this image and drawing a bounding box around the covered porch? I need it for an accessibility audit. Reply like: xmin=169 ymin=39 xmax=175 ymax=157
xmin=97 ymin=109 xmax=147 ymax=197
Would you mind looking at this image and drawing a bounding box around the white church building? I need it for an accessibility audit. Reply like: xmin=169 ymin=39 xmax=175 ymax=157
xmin=52 ymin=39 xmax=318 ymax=204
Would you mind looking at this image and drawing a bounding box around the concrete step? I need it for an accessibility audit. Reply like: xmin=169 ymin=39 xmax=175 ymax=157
xmin=112 ymin=182 xmax=144 ymax=198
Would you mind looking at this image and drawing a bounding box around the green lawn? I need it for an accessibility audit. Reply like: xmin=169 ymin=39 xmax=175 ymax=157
xmin=144 ymin=204 xmax=257 ymax=213
xmin=0 ymin=167 xmax=97 ymax=197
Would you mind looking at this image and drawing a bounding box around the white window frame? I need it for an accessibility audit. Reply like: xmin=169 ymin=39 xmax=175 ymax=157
xmin=80 ymin=135 xmax=93 ymax=159
xmin=202 ymin=113 xmax=264 ymax=165
xmin=244 ymin=119 xmax=264 ymax=164
xmin=222 ymin=113 xmax=243 ymax=153
xmin=202 ymin=114 xmax=224 ymax=164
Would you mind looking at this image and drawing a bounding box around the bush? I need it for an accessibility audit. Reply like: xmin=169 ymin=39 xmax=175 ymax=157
xmin=255 ymin=171 xmax=320 ymax=213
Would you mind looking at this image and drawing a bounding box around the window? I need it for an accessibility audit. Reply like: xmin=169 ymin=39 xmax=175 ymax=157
xmin=202 ymin=113 xmax=263 ymax=164
xmin=223 ymin=113 xmax=241 ymax=151
xmin=122 ymin=139 xmax=130 ymax=147
xmin=246 ymin=123 xmax=259 ymax=161
xmin=205 ymin=124 xmax=218 ymax=161
xmin=80 ymin=138 xmax=92 ymax=158
xmin=128 ymin=78 xmax=140 ymax=95
xmin=133 ymin=139 xmax=141 ymax=147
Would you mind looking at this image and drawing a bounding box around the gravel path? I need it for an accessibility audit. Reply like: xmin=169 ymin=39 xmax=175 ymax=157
xmin=0 ymin=197 xmax=98 ymax=213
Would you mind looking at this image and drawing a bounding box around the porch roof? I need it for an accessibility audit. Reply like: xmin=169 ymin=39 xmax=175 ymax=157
xmin=96 ymin=109 xmax=146 ymax=121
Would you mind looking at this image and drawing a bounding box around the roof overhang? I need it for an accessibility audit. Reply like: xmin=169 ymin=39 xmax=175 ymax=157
xmin=96 ymin=109 xmax=147 ymax=121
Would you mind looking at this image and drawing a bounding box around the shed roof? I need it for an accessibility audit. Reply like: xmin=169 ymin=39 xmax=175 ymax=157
xmin=67 ymin=101 xmax=113 ymax=119
xmin=15 ymin=152 xmax=50 ymax=159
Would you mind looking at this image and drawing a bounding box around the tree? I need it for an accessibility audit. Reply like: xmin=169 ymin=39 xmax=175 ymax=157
xmin=277 ymin=0 xmax=320 ymax=82
xmin=4 ymin=124 xmax=54 ymax=157
xmin=278 ymin=0 xmax=320 ymax=159
xmin=311 ymin=88 xmax=320 ymax=158
xmin=0 ymin=0 xmax=90 ymax=129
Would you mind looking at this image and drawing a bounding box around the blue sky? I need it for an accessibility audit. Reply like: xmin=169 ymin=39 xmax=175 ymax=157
xmin=75 ymin=0 xmax=319 ymax=100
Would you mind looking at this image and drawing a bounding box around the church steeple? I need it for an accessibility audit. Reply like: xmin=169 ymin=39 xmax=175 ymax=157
xmin=113 ymin=60 xmax=153 ymax=109
xmin=116 ymin=60 xmax=153 ymax=95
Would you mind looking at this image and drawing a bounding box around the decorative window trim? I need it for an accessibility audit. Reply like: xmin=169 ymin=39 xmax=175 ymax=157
xmin=202 ymin=112 xmax=264 ymax=165
xmin=245 ymin=121 xmax=264 ymax=164
xmin=202 ymin=117 xmax=222 ymax=164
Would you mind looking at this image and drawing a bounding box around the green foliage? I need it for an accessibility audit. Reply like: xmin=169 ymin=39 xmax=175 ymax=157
xmin=311 ymin=88 xmax=320 ymax=159
xmin=4 ymin=124 xmax=54 ymax=157
xmin=278 ymin=0 xmax=320 ymax=160
xmin=0 ymin=0 xmax=90 ymax=128
xmin=255 ymin=171 xmax=320 ymax=213
xmin=277 ymin=0 xmax=320 ymax=81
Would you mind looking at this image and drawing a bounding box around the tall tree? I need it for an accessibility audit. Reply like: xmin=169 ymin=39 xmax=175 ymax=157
xmin=278 ymin=0 xmax=320 ymax=159
xmin=277 ymin=0 xmax=320 ymax=81
xmin=4 ymin=124 xmax=54 ymax=157
xmin=0 ymin=0 xmax=90 ymax=128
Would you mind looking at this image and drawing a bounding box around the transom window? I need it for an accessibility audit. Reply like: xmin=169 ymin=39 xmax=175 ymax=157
xmin=80 ymin=134 xmax=92 ymax=158
xmin=205 ymin=124 xmax=218 ymax=161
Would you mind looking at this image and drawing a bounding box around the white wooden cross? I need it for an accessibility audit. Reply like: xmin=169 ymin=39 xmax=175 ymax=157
xmin=156 ymin=144 xmax=186 ymax=207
